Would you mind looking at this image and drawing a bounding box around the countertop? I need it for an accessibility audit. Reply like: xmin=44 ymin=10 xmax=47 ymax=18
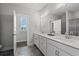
xmin=34 ymin=32 xmax=79 ymax=50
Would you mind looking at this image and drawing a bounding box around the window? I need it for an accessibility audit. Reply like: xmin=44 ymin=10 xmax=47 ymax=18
xmin=20 ymin=16 xmax=28 ymax=30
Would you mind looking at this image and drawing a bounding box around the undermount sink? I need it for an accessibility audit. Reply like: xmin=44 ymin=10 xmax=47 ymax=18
xmin=47 ymin=33 xmax=55 ymax=36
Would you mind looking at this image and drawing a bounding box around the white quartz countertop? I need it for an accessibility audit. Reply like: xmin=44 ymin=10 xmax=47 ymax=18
xmin=34 ymin=32 xmax=79 ymax=50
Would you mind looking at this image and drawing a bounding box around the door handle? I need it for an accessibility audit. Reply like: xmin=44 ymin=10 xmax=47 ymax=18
xmin=12 ymin=34 xmax=16 ymax=36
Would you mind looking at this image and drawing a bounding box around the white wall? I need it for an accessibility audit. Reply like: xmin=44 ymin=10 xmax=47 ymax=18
xmin=41 ymin=15 xmax=49 ymax=34
xmin=27 ymin=12 xmax=40 ymax=45
xmin=0 ymin=14 xmax=13 ymax=49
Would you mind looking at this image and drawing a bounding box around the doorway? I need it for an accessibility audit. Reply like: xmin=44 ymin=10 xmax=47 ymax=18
xmin=13 ymin=11 xmax=29 ymax=55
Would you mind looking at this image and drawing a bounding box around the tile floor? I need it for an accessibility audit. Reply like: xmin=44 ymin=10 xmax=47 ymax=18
xmin=16 ymin=45 xmax=44 ymax=56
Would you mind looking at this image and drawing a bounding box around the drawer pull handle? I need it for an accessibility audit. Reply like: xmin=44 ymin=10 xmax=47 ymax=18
xmin=55 ymin=50 xmax=60 ymax=56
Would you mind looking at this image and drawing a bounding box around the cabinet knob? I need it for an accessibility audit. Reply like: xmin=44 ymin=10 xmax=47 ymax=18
xmin=55 ymin=50 xmax=60 ymax=56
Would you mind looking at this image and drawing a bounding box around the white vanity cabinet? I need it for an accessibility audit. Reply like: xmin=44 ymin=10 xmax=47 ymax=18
xmin=40 ymin=36 xmax=47 ymax=55
xmin=34 ymin=33 xmax=79 ymax=56
xmin=34 ymin=33 xmax=40 ymax=48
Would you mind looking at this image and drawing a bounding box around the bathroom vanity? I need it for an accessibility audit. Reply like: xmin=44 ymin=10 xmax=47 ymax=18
xmin=33 ymin=32 xmax=79 ymax=56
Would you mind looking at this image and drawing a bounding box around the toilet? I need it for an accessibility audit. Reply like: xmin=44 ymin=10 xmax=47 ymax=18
xmin=0 ymin=45 xmax=2 ymax=49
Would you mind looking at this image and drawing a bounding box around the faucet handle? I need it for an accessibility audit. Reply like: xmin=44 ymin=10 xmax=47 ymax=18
xmin=65 ymin=32 xmax=68 ymax=35
xmin=70 ymin=31 xmax=73 ymax=35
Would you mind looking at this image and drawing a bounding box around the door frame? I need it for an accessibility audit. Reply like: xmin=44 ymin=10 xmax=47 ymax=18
xmin=13 ymin=10 xmax=30 ymax=55
xmin=13 ymin=10 xmax=17 ymax=56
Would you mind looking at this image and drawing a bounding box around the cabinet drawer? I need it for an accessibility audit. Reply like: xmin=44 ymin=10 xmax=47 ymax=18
xmin=34 ymin=39 xmax=39 ymax=48
xmin=54 ymin=45 xmax=70 ymax=56
xmin=47 ymin=42 xmax=69 ymax=56
xmin=40 ymin=36 xmax=47 ymax=55
xmin=47 ymin=39 xmax=79 ymax=56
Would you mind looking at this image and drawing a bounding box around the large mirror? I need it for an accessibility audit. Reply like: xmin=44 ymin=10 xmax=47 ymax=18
xmin=40 ymin=3 xmax=79 ymax=36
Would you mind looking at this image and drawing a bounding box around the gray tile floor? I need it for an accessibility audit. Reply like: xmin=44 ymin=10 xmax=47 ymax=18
xmin=16 ymin=45 xmax=44 ymax=56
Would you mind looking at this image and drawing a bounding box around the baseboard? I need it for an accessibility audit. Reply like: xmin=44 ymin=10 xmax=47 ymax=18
xmin=17 ymin=41 xmax=27 ymax=48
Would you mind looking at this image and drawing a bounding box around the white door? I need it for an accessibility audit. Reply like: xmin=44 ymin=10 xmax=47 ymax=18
xmin=13 ymin=10 xmax=17 ymax=56
xmin=13 ymin=11 xmax=29 ymax=55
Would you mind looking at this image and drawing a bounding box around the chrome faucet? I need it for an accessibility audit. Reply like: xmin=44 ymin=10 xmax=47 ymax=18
xmin=65 ymin=32 xmax=71 ymax=39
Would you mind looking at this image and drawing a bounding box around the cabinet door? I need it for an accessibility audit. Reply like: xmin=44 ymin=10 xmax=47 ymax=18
xmin=40 ymin=36 xmax=44 ymax=53
xmin=40 ymin=36 xmax=47 ymax=55
xmin=42 ymin=37 xmax=47 ymax=55
xmin=34 ymin=34 xmax=36 ymax=45
xmin=34 ymin=34 xmax=40 ymax=48
xmin=47 ymin=43 xmax=55 ymax=56
xmin=54 ymin=48 xmax=69 ymax=56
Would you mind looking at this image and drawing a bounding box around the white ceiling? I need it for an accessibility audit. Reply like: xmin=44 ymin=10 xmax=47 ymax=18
xmin=13 ymin=3 xmax=47 ymax=11
xmin=1 ymin=3 xmax=79 ymax=15
xmin=15 ymin=3 xmax=79 ymax=16
xmin=15 ymin=3 xmax=79 ymax=15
